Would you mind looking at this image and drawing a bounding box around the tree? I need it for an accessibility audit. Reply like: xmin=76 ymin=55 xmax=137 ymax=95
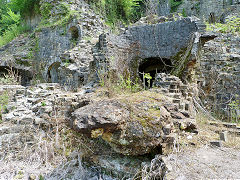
xmin=8 ymin=0 xmax=40 ymax=16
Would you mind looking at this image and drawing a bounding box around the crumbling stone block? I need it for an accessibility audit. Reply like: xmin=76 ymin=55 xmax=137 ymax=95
xmin=220 ymin=131 xmax=228 ymax=142
xmin=210 ymin=141 xmax=222 ymax=147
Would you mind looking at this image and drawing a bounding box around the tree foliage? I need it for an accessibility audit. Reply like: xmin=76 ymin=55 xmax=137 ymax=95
xmin=0 ymin=0 xmax=37 ymax=46
xmin=91 ymin=0 xmax=142 ymax=25
xmin=9 ymin=0 xmax=40 ymax=16
xmin=169 ymin=0 xmax=183 ymax=13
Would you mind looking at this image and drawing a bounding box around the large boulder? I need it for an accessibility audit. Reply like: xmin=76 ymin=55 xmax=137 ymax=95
xmin=67 ymin=91 xmax=197 ymax=156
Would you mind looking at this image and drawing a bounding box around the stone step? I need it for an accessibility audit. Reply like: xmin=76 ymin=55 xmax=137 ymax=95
xmin=0 ymin=133 xmax=36 ymax=152
xmin=0 ymin=124 xmax=35 ymax=135
xmin=210 ymin=141 xmax=222 ymax=147
xmin=165 ymin=77 xmax=180 ymax=81
xmin=7 ymin=114 xmax=35 ymax=125
xmin=37 ymin=83 xmax=60 ymax=90
xmin=14 ymin=95 xmax=25 ymax=101
xmin=222 ymin=123 xmax=237 ymax=129
xmin=179 ymin=85 xmax=188 ymax=90
xmin=167 ymin=93 xmax=182 ymax=99
xmin=16 ymin=89 xmax=26 ymax=95
xmin=170 ymin=84 xmax=178 ymax=89
xmin=210 ymin=121 xmax=239 ymax=130
xmin=0 ymin=125 xmax=26 ymax=136
xmin=172 ymin=99 xmax=181 ymax=104
xmin=169 ymin=89 xmax=179 ymax=93
xmin=179 ymin=103 xmax=184 ymax=110
xmin=228 ymin=130 xmax=240 ymax=136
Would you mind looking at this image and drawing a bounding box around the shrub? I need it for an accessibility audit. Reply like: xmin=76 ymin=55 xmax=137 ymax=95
xmin=206 ymin=16 xmax=240 ymax=34
xmin=169 ymin=0 xmax=183 ymax=13
xmin=9 ymin=0 xmax=40 ymax=16
xmin=0 ymin=23 xmax=30 ymax=47
xmin=91 ymin=0 xmax=142 ymax=26
xmin=229 ymin=95 xmax=240 ymax=123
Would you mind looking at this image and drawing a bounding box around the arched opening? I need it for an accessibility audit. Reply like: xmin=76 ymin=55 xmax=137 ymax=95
xmin=139 ymin=57 xmax=173 ymax=88
xmin=0 ymin=66 xmax=32 ymax=86
xmin=69 ymin=26 xmax=79 ymax=41
xmin=47 ymin=62 xmax=61 ymax=83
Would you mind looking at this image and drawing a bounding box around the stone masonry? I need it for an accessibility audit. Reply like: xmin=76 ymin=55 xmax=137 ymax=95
xmin=199 ymin=33 xmax=240 ymax=118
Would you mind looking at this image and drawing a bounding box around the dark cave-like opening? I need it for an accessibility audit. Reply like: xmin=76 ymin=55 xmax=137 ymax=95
xmin=0 ymin=66 xmax=32 ymax=86
xmin=47 ymin=62 xmax=61 ymax=83
xmin=69 ymin=26 xmax=79 ymax=41
xmin=139 ymin=57 xmax=173 ymax=87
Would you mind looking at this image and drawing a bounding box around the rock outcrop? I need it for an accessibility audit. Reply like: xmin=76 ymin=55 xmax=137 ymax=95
xmin=67 ymin=78 xmax=197 ymax=156
xmin=0 ymin=36 xmax=33 ymax=86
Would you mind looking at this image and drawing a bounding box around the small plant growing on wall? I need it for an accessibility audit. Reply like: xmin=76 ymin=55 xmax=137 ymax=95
xmin=206 ymin=15 xmax=240 ymax=34
xmin=169 ymin=0 xmax=183 ymax=13
xmin=229 ymin=95 xmax=240 ymax=123
xmin=41 ymin=101 xmax=46 ymax=107
xmin=143 ymin=73 xmax=152 ymax=89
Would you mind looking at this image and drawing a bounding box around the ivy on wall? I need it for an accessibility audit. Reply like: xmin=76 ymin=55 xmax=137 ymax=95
xmin=169 ymin=0 xmax=183 ymax=13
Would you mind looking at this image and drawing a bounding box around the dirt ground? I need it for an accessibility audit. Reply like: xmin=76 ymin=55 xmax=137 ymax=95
xmin=165 ymin=113 xmax=240 ymax=180
xmin=166 ymin=145 xmax=240 ymax=180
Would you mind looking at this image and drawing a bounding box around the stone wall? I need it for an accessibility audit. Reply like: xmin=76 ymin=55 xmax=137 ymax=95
xmin=0 ymin=36 xmax=33 ymax=86
xmin=35 ymin=0 xmax=105 ymax=89
xmin=126 ymin=18 xmax=197 ymax=60
xmin=199 ymin=33 xmax=240 ymax=119
xmin=177 ymin=0 xmax=240 ymax=22
xmin=37 ymin=23 xmax=81 ymax=82
xmin=99 ymin=17 xmax=207 ymax=84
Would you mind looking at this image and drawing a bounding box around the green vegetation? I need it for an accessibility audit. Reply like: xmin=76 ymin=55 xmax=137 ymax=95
xmin=117 ymin=75 xmax=141 ymax=92
xmin=169 ymin=0 xmax=183 ymax=13
xmin=0 ymin=67 xmax=20 ymax=85
xmin=0 ymin=0 xmax=37 ymax=47
xmin=0 ymin=91 xmax=9 ymax=122
xmin=41 ymin=101 xmax=46 ymax=107
xmin=143 ymin=73 xmax=152 ymax=89
xmin=229 ymin=95 xmax=240 ymax=123
xmin=90 ymin=0 xmax=142 ymax=26
xmin=206 ymin=16 xmax=240 ymax=34
xmin=99 ymin=70 xmax=142 ymax=95
xmin=40 ymin=2 xmax=53 ymax=20
xmin=36 ymin=3 xmax=77 ymax=31
xmin=9 ymin=0 xmax=40 ymax=16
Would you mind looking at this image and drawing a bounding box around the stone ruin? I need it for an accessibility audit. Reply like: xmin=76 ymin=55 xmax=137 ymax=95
xmin=1 ymin=0 xmax=240 ymax=179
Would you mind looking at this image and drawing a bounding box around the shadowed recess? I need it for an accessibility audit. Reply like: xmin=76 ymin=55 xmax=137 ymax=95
xmin=139 ymin=57 xmax=173 ymax=87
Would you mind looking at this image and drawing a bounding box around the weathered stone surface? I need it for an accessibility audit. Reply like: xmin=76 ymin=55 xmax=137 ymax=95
xmin=91 ymin=17 xmax=211 ymax=87
xmin=126 ymin=18 xmax=197 ymax=60
xmin=199 ymin=33 xmax=240 ymax=117
xmin=68 ymin=89 xmax=197 ymax=156
xmin=210 ymin=141 xmax=222 ymax=147
xmin=220 ymin=131 xmax=228 ymax=142
xmin=71 ymin=100 xmax=129 ymax=135
xmin=176 ymin=0 xmax=240 ymax=23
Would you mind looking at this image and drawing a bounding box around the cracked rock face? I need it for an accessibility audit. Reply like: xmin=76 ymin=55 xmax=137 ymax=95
xmin=71 ymin=100 xmax=129 ymax=135
xmin=68 ymin=89 xmax=197 ymax=156
xmin=68 ymin=99 xmax=164 ymax=155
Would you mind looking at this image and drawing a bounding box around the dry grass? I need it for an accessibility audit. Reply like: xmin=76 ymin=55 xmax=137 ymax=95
xmin=223 ymin=134 xmax=240 ymax=149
